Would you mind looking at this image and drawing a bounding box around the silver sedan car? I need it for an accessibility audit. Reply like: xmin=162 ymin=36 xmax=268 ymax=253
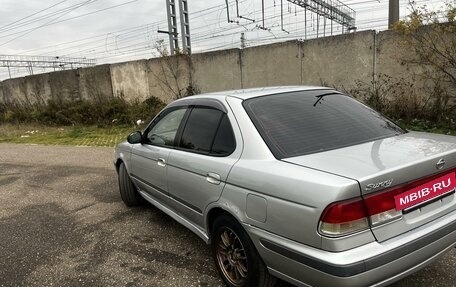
xmin=114 ymin=86 xmax=456 ymax=287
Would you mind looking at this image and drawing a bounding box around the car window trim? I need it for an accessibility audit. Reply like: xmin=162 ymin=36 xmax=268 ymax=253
xmin=173 ymin=107 xmax=192 ymax=147
xmin=167 ymin=98 xmax=228 ymax=113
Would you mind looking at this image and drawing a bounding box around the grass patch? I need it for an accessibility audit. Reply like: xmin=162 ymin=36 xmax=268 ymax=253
xmin=0 ymin=96 xmax=165 ymax=147
xmin=0 ymin=124 xmax=138 ymax=147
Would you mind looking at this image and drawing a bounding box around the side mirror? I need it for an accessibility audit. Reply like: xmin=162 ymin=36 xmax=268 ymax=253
xmin=127 ymin=131 xmax=143 ymax=144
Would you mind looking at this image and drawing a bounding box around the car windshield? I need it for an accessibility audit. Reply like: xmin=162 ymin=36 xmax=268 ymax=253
xmin=243 ymin=90 xmax=405 ymax=159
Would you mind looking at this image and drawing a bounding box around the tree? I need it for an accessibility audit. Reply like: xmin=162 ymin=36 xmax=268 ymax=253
xmin=150 ymin=40 xmax=199 ymax=100
xmin=394 ymin=0 xmax=456 ymax=121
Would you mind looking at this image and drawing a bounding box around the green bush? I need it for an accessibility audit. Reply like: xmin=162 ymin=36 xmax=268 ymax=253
xmin=0 ymin=96 xmax=166 ymax=126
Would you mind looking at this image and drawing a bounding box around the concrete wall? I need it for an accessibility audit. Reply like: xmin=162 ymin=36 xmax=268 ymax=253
xmin=49 ymin=69 xmax=80 ymax=102
xmin=146 ymin=56 xmax=191 ymax=103
xmin=375 ymin=29 xmax=439 ymax=92
xmin=0 ymin=75 xmax=51 ymax=105
xmin=192 ymin=49 xmax=242 ymax=92
xmin=23 ymin=74 xmax=52 ymax=105
xmin=301 ymin=30 xmax=375 ymax=87
xmin=79 ymin=64 xmax=113 ymax=102
xmin=0 ymin=27 xmax=453 ymax=105
xmin=1 ymin=78 xmax=25 ymax=104
xmin=110 ymin=60 xmax=149 ymax=102
xmin=241 ymin=41 xmax=302 ymax=88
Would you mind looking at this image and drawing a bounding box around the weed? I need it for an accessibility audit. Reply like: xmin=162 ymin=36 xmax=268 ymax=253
xmin=0 ymin=96 xmax=166 ymax=126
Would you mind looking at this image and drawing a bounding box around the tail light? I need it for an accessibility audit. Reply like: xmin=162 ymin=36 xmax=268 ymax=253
xmin=364 ymin=187 xmax=403 ymax=226
xmin=320 ymin=167 xmax=456 ymax=237
xmin=319 ymin=187 xmax=404 ymax=237
xmin=319 ymin=198 xmax=370 ymax=237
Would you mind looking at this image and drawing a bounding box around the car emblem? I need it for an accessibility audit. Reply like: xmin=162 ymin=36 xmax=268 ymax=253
xmin=365 ymin=179 xmax=394 ymax=191
xmin=436 ymin=158 xmax=445 ymax=170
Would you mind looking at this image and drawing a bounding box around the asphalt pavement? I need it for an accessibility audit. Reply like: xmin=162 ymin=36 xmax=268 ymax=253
xmin=0 ymin=143 xmax=454 ymax=287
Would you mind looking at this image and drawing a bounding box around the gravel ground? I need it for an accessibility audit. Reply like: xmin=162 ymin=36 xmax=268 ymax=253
xmin=0 ymin=143 xmax=454 ymax=287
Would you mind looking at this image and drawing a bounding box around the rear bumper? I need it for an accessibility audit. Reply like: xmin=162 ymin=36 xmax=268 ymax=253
xmin=245 ymin=210 xmax=456 ymax=287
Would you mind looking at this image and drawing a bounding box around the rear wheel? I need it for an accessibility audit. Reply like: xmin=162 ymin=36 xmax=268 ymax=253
xmin=212 ymin=214 xmax=276 ymax=287
xmin=118 ymin=162 xmax=141 ymax=206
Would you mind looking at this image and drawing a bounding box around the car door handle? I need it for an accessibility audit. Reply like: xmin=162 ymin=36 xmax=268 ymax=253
xmin=206 ymin=172 xmax=221 ymax=185
xmin=157 ymin=158 xmax=166 ymax=167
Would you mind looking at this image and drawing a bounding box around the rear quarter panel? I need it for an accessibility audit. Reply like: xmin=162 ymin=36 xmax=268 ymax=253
xmin=220 ymin=159 xmax=363 ymax=249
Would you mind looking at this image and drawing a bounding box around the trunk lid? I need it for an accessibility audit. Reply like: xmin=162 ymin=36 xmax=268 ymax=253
xmin=284 ymin=132 xmax=456 ymax=241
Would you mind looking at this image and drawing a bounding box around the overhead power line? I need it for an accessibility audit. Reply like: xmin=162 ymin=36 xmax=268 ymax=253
xmin=0 ymin=0 xmax=101 ymax=34
xmin=0 ymin=0 xmax=101 ymax=47
xmin=0 ymin=0 xmax=138 ymax=40
xmin=0 ymin=0 xmax=70 ymax=32
xmin=16 ymin=1 xmax=231 ymax=56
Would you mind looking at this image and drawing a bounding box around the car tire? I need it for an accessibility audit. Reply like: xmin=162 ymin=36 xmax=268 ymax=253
xmin=212 ymin=214 xmax=276 ymax=287
xmin=118 ymin=162 xmax=141 ymax=206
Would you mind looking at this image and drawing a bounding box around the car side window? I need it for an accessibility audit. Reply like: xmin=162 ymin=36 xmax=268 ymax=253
xmin=179 ymin=107 xmax=236 ymax=156
xmin=211 ymin=115 xmax=236 ymax=155
xmin=180 ymin=107 xmax=223 ymax=153
xmin=146 ymin=108 xmax=187 ymax=147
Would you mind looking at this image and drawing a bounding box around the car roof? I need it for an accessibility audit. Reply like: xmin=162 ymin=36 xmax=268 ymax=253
xmin=182 ymin=86 xmax=332 ymax=101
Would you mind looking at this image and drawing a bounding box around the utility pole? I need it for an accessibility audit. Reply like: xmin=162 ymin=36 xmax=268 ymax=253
xmin=388 ymin=0 xmax=400 ymax=29
xmin=240 ymin=32 xmax=246 ymax=49
xmin=178 ymin=0 xmax=191 ymax=55
xmin=164 ymin=0 xmax=179 ymax=55
xmin=161 ymin=0 xmax=191 ymax=55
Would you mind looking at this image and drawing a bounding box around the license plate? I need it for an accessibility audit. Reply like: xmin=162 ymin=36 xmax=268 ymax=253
xmin=394 ymin=172 xmax=456 ymax=211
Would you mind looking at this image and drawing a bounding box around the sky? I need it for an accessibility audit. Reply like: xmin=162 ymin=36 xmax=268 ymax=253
xmin=0 ymin=0 xmax=450 ymax=79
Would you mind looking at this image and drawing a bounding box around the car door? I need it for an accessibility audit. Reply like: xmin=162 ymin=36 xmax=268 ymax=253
xmin=129 ymin=106 xmax=188 ymax=203
xmin=167 ymin=103 xmax=241 ymax=229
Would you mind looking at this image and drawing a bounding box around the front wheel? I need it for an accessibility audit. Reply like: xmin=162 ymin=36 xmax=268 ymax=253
xmin=212 ymin=215 xmax=276 ymax=287
xmin=118 ymin=162 xmax=141 ymax=206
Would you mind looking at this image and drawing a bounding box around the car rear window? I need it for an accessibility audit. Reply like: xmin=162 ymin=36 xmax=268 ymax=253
xmin=243 ymin=90 xmax=405 ymax=159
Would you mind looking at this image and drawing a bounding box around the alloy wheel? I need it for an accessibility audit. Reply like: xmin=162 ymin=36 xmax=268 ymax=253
xmin=215 ymin=227 xmax=248 ymax=286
